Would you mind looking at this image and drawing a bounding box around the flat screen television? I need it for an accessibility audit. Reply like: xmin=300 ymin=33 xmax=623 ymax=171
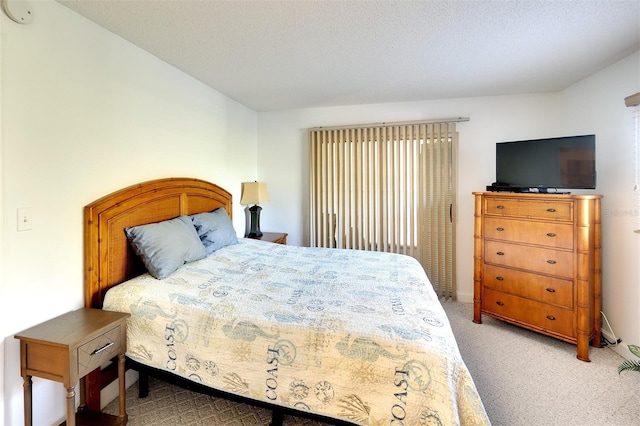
xmin=491 ymin=134 xmax=596 ymax=193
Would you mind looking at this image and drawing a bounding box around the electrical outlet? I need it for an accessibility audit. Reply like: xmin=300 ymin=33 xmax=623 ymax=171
xmin=17 ymin=207 xmax=32 ymax=231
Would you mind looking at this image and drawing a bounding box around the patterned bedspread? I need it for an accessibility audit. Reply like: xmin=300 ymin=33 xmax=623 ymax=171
xmin=103 ymin=238 xmax=490 ymax=426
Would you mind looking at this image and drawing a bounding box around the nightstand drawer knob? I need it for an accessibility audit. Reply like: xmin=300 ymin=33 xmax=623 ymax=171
xmin=547 ymin=259 xmax=556 ymax=264
xmin=547 ymin=208 xmax=556 ymax=212
xmin=496 ymin=205 xmax=505 ymax=209
xmin=91 ymin=341 xmax=115 ymax=355
xmin=546 ymin=288 xmax=556 ymax=293
xmin=496 ymin=227 xmax=504 ymax=231
xmin=496 ymin=251 xmax=504 ymax=256
xmin=546 ymin=232 xmax=556 ymax=237
xmin=496 ymin=301 xmax=504 ymax=306
xmin=496 ymin=276 xmax=504 ymax=281
xmin=546 ymin=315 xmax=556 ymax=321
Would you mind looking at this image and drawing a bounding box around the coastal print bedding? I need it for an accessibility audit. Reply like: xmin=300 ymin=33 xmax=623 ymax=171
xmin=103 ymin=238 xmax=490 ymax=426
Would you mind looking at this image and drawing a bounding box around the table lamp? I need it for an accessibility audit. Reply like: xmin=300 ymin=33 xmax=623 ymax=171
xmin=240 ymin=181 xmax=269 ymax=238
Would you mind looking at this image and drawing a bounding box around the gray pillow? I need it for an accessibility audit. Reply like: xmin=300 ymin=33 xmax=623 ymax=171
xmin=125 ymin=215 xmax=207 ymax=279
xmin=190 ymin=208 xmax=238 ymax=254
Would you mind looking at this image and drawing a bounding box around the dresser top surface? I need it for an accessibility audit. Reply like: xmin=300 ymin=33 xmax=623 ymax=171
xmin=473 ymin=191 xmax=602 ymax=199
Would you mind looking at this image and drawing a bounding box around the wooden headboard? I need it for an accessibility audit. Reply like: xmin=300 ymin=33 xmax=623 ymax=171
xmin=84 ymin=177 xmax=233 ymax=309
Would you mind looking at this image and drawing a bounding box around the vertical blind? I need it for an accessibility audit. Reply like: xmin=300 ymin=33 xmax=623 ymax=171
xmin=309 ymin=120 xmax=461 ymax=299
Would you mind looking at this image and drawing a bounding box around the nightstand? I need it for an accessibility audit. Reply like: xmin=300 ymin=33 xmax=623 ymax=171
xmin=250 ymin=232 xmax=287 ymax=245
xmin=15 ymin=308 xmax=130 ymax=426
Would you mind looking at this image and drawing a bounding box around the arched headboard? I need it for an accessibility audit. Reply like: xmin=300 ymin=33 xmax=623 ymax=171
xmin=84 ymin=177 xmax=233 ymax=308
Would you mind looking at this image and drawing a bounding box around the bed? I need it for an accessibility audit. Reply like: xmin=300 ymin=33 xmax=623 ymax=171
xmin=84 ymin=177 xmax=490 ymax=426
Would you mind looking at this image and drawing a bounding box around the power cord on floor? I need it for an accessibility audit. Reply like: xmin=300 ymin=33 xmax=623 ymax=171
xmin=600 ymin=310 xmax=621 ymax=347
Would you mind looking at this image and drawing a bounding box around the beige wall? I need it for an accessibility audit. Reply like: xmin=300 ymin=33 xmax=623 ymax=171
xmin=1 ymin=1 xmax=257 ymax=424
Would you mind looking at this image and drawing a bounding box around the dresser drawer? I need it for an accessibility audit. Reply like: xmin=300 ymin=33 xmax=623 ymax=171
xmin=483 ymin=264 xmax=573 ymax=309
xmin=484 ymin=240 xmax=573 ymax=278
xmin=483 ymin=288 xmax=574 ymax=338
xmin=77 ymin=325 xmax=123 ymax=377
xmin=484 ymin=217 xmax=573 ymax=250
xmin=484 ymin=197 xmax=573 ymax=221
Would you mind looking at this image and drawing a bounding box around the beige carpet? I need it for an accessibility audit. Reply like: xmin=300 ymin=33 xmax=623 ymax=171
xmin=104 ymin=301 xmax=640 ymax=425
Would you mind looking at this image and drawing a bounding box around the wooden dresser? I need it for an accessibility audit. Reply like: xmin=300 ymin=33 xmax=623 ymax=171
xmin=472 ymin=192 xmax=602 ymax=361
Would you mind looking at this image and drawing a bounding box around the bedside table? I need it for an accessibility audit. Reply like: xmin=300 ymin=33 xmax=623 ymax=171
xmin=249 ymin=232 xmax=287 ymax=245
xmin=15 ymin=308 xmax=130 ymax=426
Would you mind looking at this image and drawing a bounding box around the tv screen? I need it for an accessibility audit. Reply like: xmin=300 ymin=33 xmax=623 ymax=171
xmin=495 ymin=134 xmax=596 ymax=191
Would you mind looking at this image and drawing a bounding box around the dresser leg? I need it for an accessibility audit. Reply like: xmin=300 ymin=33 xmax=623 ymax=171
xmin=472 ymin=299 xmax=482 ymax=324
xmin=576 ymin=330 xmax=591 ymax=362
xmin=66 ymin=385 xmax=76 ymax=426
xmin=22 ymin=375 xmax=32 ymax=426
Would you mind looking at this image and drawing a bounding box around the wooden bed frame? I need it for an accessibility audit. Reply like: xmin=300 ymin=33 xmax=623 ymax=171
xmin=84 ymin=177 xmax=233 ymax=311
xmin=83 ymin=177 xmax=353 ymax=426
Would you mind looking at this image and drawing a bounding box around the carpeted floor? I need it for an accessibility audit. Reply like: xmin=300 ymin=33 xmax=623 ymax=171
xmin=104 ymin=301 xmax=640 ymax=425
xmin=442 ymin=301 xmax=640 ymax=426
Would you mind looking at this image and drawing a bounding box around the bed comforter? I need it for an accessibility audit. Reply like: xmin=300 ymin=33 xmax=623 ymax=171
xmin=103 ymin=238 xmax=490 ymax=426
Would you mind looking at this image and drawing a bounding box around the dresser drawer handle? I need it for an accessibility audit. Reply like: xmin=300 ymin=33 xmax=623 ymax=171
xmin=496 ymin=301 xmax=504 ymax=306
xmin=546 ymin=288 xmax=556 ymax=293
xmin=546 ymin=315 xmax=556 ymax=321
xmin=496 ymin=276 xmax=504 ymax=281
xmin=546 ymin=232 xmax=556 ymax=237
xmin=496 ymin=251 xmax=505 ymax=256
xmin=546 ymin=208 xmax=556 ymax=213
xmin=496 ymin=227 xmax=504 ymax=231
xmin=546 ymin=259 xmax=556 ymax=264
xmin=496 ymin=205 xmax=505 ymax=209
xmin=91 ymin=342 xmax=115 ymax=355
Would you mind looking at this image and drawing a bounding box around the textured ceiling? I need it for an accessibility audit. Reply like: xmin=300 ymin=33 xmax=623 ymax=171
xmin=57 ymin=0 xmax=640 ymax=112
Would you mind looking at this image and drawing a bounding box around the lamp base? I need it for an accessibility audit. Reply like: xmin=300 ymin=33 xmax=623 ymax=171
xmin=246 ymin=205 xmax=263 ymax=238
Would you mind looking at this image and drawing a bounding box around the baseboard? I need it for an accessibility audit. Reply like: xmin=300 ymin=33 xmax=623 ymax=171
xmin=601 ymin=328 xmax=618 ymax=345
xmin=456 ymin=291 xmax=473 ymax=304
xmin=600 ymin=322 xmax=633 ymax=360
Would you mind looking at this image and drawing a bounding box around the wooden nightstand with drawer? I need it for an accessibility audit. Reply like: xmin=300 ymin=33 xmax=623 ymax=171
xmin=250 ymin=232 xmax=288 ymax=245
xmin=15 ymin=308 xmax=130 ymax=426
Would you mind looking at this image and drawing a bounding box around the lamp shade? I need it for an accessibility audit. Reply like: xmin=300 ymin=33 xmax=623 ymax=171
xmin=240 ymin=181 xmax=269 ymax=205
